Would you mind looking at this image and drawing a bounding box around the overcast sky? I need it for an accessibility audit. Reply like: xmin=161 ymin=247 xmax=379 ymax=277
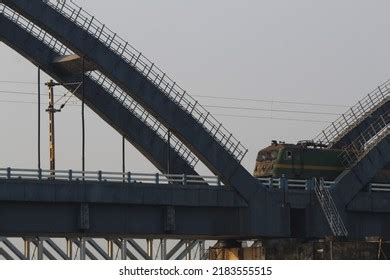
xmin=0 ymin=0 xmax=389 ymax=175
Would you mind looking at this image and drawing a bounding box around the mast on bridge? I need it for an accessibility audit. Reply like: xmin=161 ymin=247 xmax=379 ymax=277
xmin=45 ymin=80 xmax=62 ymax=176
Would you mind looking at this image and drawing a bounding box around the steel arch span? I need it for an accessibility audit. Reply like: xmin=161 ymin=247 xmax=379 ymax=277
xmin=1 ymin=0 xmax=390 ymax=241
xmin=1 ymin=0 xmax=266 ymax=202
xmin=0 ymin=4 xmax=200 ymax=177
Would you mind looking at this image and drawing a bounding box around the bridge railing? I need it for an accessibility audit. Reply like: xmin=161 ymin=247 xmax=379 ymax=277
xmin=44 ymin=0 xmax=248 ymax=162
xmin=256 ymin=177 xmax=390 ymax=192
xmin=1 ymin=168 xmax=389 ymax=191
xmin=339 ymin=112 xmax=390 ymax=167
xmin=257 ymin=177 xmax=333 ymax=190
xmin=0 ymin=168 xmax=222 ymax=186
xmin=313 ymin=79 xmax=390 ymax=147
xmin=0 ymin=4 xmax=70 ymax=56
xmin=0 ymin=5 xmax=199 ymax=168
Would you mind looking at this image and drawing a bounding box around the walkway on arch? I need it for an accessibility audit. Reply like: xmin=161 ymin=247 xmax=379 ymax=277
xmin=313 ymin=79 xmax=390 ymax=148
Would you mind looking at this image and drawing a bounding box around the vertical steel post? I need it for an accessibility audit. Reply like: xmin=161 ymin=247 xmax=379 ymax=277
xmin=186 ymin=241 xmax=191 ymax=260
xmin=37 ymin=67 xmax=41 ymax=171
xmin=37 ymin=238 xmax=44 ymax=260
xmin=330 ymin=240 xmax=333 ymax=260
xmin=80 ymin=237 xmax=86 ymax=260
xmin=23 ymin=238 xmax=31 ymax=260
xmin=66 ymin=238 xmax=73 ymax=260
xmin=199 ymin=241 xmax=205 ymax=260
xmin=121 ymin=238 xmax=127 ymax=260
xmin=146 ymin=239 xmax=153 ymax=260
xmin=107 ymin=239 xmax=114 ymax=260
xmin=46 ymin=80 xmax=56 ymax=176
xmin=122 ymin=136 xmax=125 ymax=182
xmin=160 ymin=239 xmax=167 ymax=260
xmin=167 ymin=129 xmax=171 ymax=175
xmin=82 ymin=56 xmax=86 ymax=177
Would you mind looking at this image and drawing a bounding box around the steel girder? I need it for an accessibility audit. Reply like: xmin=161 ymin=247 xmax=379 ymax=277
xmin=2 ymin=178 xmax=390 ymax=238
xmin=0 ymin=179 xmax=249 ymax=238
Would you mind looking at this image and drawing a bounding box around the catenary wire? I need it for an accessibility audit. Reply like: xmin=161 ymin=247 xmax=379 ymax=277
xmin=0 ymin=81 xmax=349 ymax=108
xmin=0 ymin=98 xmax=332 ymax=123
xmin=0 ymin=90 xmax=341 ymax=116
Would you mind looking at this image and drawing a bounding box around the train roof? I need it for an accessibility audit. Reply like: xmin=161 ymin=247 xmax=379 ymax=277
xmin=258 ymin=140 xmax=329 ymax=153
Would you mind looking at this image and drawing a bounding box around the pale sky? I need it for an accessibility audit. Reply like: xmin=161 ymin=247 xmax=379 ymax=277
xmin=1 ymin=0 xmax=389 ymax=175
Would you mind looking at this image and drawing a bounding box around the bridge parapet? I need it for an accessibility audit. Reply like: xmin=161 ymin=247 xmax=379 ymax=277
xmin=0 ymin=168 xmax=222 ymax=186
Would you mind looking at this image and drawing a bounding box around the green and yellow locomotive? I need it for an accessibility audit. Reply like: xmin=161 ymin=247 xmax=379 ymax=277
xmin=253 ymin=140 xmax=390 ymax=182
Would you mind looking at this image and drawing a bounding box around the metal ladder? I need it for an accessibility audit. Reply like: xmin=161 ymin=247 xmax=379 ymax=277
xmin=314 ymin=178 xmax=348 ymax=237
xmin=313 ymin=80 xmax=390 ymax=147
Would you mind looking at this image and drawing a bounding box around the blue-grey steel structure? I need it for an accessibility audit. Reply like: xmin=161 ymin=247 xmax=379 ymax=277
xmin=0 ymin=0 xmax=389 ymax=242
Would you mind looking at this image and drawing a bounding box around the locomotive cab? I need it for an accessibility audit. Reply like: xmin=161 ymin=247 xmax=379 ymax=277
xmin=254 ymin=141 xmax=292 ymax=177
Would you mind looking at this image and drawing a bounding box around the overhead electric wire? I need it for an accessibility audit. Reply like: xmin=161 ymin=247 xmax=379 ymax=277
xmin=215 ymin=113 xmax=330 ymax=123
xmin=0 ymin=80 xmax=349 ymax=108
xmin=54 ymin=83 xmax=82 ymax=108
xmin=0 ymin=94 xmax=340 ymax=117
xmin=0 ymin=98 xmax=331 ymax=123
xmin=54 ymin=92 xmax=69 ymax=105
xmin=0 ymin=89 xmax=40 ymax=96
xmin=0 ymin=82 xmax=341 ymax=123
xmin=0 ymin=99 xmax=78 ymax=106
xmin=204 ymin=105 xmax=341 ymax=116
xmin=0 ymin=80 xmax=80 ymax=86
xmin=0 ymin=89 xmax=73 ymax=98
xmin=0 ymin=89 xmax=341 ymax=115
xmin=193 ymin=95 xmax=349 ymax=108
xmin=0 ymin=80 xmax=37 ymax=85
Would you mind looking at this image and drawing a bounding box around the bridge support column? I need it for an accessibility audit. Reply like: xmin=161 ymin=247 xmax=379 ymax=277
xmin=185 ymin=241 xmax=191 ymax=260
xmin=79 ymin=238 xmax=86 ymax=260
xmin=120 ymin=238 xmax=127 ymax=260
xmin=23 ymin=238 xmax=31 ymax=259
xmin=37 ymin=238 xmax=44 ymax=260
xmin=160 ymin=239 xmax=167 ymax=260
xmin=146 ymin=239 xmax=153 ymax=260
xmin=107 ymin=239 xmax=114 ymax=260
xmin=66 ymin=238 xmax=73 ymax=260
xmin=198 ymin=241 xmax=205 ymax=259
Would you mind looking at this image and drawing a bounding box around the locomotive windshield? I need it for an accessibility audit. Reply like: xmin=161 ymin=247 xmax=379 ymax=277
xmin=257 ymin=150 xmax=279 ymax=161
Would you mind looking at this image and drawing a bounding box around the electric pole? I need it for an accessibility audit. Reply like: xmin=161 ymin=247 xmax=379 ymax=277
xmin=45 ymin=80 xmax=62 ymax=177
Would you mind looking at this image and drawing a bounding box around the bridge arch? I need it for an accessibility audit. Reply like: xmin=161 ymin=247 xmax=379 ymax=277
xmin=0 ymin=6 xmax=200 ymax=176
xmin=2 ymin=0 xmax=265 ymax=200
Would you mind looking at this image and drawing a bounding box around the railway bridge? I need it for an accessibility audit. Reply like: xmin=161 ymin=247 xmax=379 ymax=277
xmin=0 ymin=0 xmax=389 ymax=259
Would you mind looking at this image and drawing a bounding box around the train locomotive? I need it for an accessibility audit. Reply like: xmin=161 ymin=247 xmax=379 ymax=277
xmin=253 ymin=140 xmax=390 ymax=182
